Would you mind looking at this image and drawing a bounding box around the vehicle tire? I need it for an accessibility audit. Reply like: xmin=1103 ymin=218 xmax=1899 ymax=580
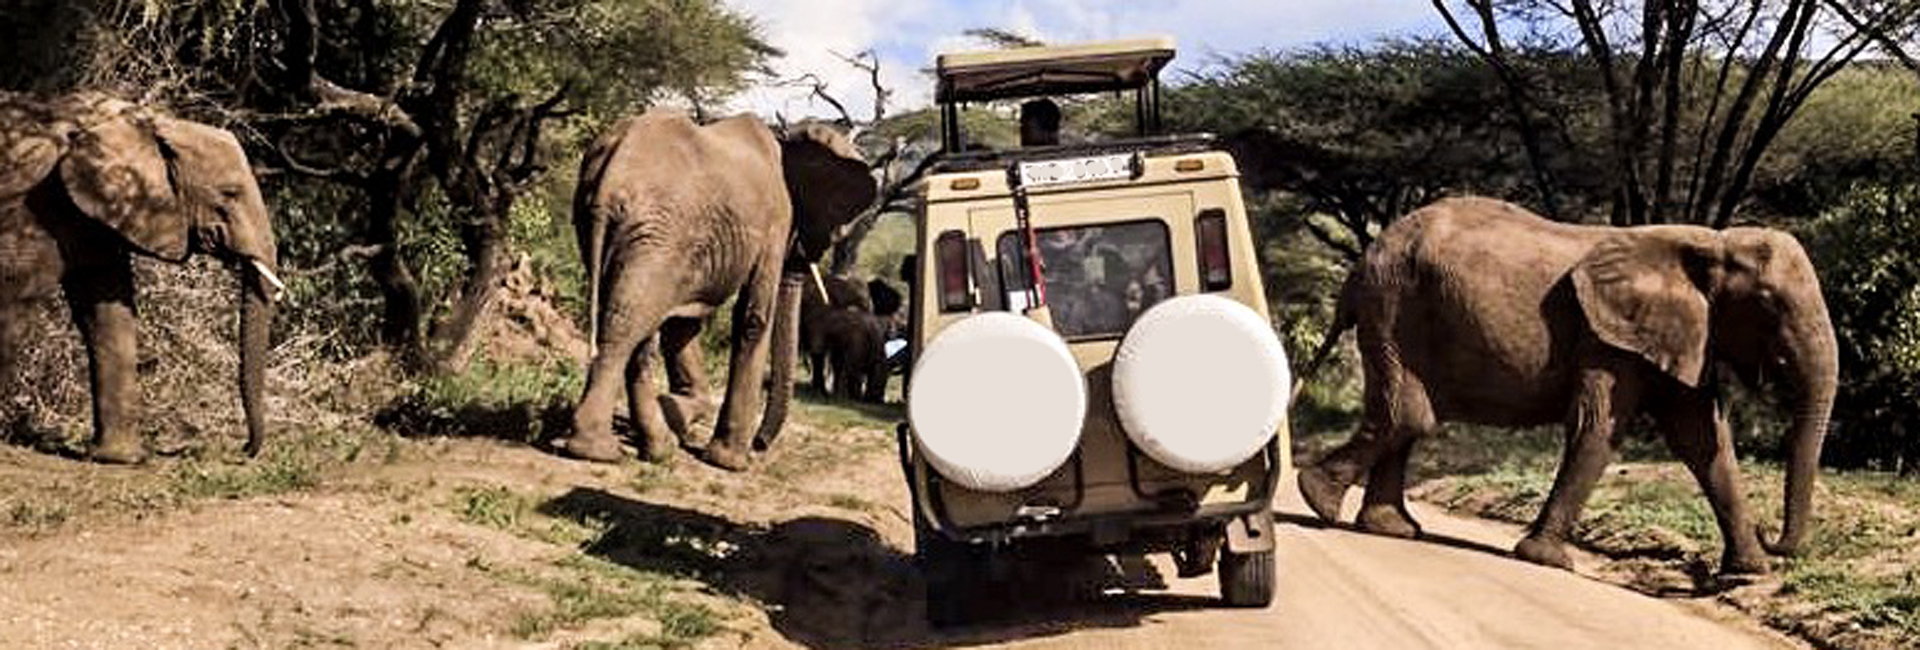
xmin=1218 ymin=548 xmax=1275 ymax=608
xmin=918 ymin=531 xmax=989 ymax=629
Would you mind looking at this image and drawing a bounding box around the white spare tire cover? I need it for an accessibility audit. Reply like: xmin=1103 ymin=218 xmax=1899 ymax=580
xmin=909 ymin=312 xmax=1085 ymax=492
xmin=1113 ymin=295 xmax=1290 ymax=473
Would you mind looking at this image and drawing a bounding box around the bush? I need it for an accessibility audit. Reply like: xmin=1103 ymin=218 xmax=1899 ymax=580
xmin=1797 ymin=180 xmax=1920 ymax=473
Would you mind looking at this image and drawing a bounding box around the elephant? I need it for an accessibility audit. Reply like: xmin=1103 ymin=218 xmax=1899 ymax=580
xmin=552 ymin=112 xmax=876 ymax=470
xmin=798 ymin=272 xmax=887 ymax=400
xmin=811 ymin=305 xmax=888 ymax=403
xmin=800 ymin=273 xmax=868 ymax=389
xmin=0 ymin=92 xmax=281 ymax=463
xmin=1294 ymin=196 xmax=1838 ymax=577
xmin=867 ymin=277 xmax=902 ymax=321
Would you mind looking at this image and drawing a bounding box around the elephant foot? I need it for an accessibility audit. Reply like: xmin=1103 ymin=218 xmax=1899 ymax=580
xmin=700 ymin=440 xmax=752 ymax=472
xmin=89 ymin=438 xmax=148 ymax=465
xmin=1296 ymin=466 xmax=1349 ymax=523
xmin=658 ymin=394 xmax=714 ymax=441
xmin=1355 ymin=503 xmax=1422 ymax=539
xmin=551 ymin=432 xmax=627 ymax=464
xmin=1514 ymin=534 xmax=1574 ymax=571
xmin=1718 ymin=552 xmax=1771 ymax=580
xmin=638 ymin=428 xmax=679 ymax=464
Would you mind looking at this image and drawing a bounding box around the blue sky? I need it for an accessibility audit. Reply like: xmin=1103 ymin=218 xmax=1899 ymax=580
xmin=723 ymin=0 xmax=1449 ymax=120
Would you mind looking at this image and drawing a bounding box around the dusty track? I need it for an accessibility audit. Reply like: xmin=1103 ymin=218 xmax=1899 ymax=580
xmin=0 ymin=411 xmax=1803 ymax=650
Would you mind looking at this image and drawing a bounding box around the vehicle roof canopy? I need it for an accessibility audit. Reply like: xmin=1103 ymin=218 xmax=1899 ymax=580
xmin=935 ymin=36 xmax=1176 ymax=104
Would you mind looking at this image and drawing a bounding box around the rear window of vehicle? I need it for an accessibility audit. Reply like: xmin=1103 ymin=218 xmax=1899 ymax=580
xmin=996 ymin=220 xmax=1174 ymax=339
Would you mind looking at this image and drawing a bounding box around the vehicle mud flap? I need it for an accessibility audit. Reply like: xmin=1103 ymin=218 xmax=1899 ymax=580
xmin=1225 ymin=509 xmax=1275 ymax=554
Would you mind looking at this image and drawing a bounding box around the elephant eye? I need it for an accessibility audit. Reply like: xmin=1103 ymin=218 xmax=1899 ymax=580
xmin=219 ymin=186 xmax=243 ymax=200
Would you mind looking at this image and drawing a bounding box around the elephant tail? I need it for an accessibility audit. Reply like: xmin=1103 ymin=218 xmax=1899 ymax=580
xmin=1292 ymin=269 xmax=1360 ymax=403
xmin=574 ymin=119 xmax=632 ymax=355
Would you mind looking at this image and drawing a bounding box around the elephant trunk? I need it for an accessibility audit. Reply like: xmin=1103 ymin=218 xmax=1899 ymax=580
xmin=1762 ymin=313 xmax=1839 ymax=556
xmin=752 ymin=267 xmax=806 ymax=451
xmin=238 ymin=262 xmax=275 ymax=456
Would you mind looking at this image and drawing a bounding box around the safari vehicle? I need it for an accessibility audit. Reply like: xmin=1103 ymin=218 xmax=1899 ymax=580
xmin=899 ymin=36 xmax=1294 ymax=625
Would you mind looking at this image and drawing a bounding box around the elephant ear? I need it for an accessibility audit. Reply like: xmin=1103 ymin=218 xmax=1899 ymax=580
xmin=1571 ymin=231 xmax=1718 ymax=387
xmin=57 ymin=107 xmax=189 ymax=261
xmin=781 ymin=123 xmax=877 ymax=260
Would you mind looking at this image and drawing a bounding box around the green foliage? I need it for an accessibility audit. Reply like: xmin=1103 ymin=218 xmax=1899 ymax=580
xmin=1797 ymin=181 xmax=1920 ymax=471
xmin=416 ymin=356 xmax=584 ymax=413
xmin=1169 ymin=39 xmax=1582 ymax=220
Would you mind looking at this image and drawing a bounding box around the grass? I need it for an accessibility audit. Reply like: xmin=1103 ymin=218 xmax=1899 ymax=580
xmin=1394 ymin=422 xmax=1920 ymax=650
xmin=444 ymin=481 xmax=731 ymax=646
xmin=478 ymin=551 xmax=725 ymax=646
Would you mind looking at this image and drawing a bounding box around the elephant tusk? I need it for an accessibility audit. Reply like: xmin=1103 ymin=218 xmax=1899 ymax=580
xmin=251 ymin=259 xmax=287 ymax=301
xmin=809 ymin=262 xmax=830 ymax=304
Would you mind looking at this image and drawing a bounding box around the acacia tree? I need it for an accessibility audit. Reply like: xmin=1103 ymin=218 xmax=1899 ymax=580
xmin=1435 ymin=0 xmax=1920 ymax=226
xmin=1170 ymin=41 xmax=1597 ymax=259
xmin=1 ymin=0 xmax=773 ymax=371
xmin=259 ymin=0 xmax=771 ymax=371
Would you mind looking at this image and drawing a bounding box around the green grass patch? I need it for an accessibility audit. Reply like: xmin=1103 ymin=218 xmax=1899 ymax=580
xmin=416 ymin=356 xmax=583 ymax=412
xmin=165 ymin=428 xmax=382 ymax=501
xmin=448 ymin=484 xmax=605 ymax=546
xmin=382 ymin=355 xmax=581 ymax=443
xmin=478 ymin=552 xmax=724 ymax=646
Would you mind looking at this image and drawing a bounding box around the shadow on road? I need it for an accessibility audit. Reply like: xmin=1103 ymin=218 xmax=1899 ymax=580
xmin=540 ymin=487 xmax=1224 ymax=649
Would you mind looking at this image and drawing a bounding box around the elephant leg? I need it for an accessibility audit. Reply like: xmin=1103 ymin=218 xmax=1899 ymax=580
xmin=0 ymin=303 xmax=26 ymax=435
xmin=1300 ymin=355 xmax=1434 ymax=524
xmin=705 ymin=258 xmax=781 ymax=471
xmin=1516 ymin=364 xmax=1642 ymax=570
xmin=809 ymin=349 xmax=829 ymax=395
xmin=1658 ymin=392 xmax=1769 ymax=576
xmin=561 ymin=258 xmax=673 ymax=463
xmin=658 ymin=316 xmax=714 ymax=438
xmin=62 ymin=263 xmax=145 ymax=464
xmin=863 ymin=354 xmax=888 ymax=404
xmin=623 ymin=335 xmax=678 ymax=462
xmin=1356 ymin=437 xmax=1423 ymax=538
xmin=831 ymin=344 xmax=858 ymax=401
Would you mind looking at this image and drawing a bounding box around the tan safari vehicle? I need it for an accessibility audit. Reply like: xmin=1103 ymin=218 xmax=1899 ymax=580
xmin=898 ymin=36 xmax=1294 ymax=625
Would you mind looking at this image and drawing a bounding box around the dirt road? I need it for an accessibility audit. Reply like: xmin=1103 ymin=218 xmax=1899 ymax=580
xmin=0 ymin=410 xmax=1803 ymax=650
xmin=916 ymin=490 xmax=1802 ymax=650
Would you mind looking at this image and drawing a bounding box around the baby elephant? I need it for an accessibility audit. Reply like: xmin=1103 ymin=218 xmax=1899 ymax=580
xmin=816 ymin=306 xmax=889 ymax=403
xmin=1297 ymin=196 xmax=1837 ymax=577
xmin=799 ymin=273 xmax=891 ymax=403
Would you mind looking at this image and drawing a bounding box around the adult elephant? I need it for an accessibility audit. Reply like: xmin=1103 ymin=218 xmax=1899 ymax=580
xmin=1296 ymin=196 xmax=1838 ymax=577
xmin=0 ymin=92 xmax=281 ymax=463
xmin=552 ymin=112 xmax=875 ymax=470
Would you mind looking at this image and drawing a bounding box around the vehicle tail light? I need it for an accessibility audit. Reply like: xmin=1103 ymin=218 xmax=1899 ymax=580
xmin=936 ymin=230 xmax=973 ymax=311
xmin=1196 ymin=209 xmax=1232 ymax=291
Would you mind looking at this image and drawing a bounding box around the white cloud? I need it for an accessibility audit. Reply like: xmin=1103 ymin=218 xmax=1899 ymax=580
xmin=723 ymin=0 xmax=1445 ymax=121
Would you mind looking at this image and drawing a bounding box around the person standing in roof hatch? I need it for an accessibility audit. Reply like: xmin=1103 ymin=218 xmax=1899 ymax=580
xmin=1020 ymin=98 xmax=1062 ymax=148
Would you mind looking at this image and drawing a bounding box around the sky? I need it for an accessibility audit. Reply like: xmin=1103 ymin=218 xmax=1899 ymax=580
xmin=721 ymin=0 xmax=1449 ymax=121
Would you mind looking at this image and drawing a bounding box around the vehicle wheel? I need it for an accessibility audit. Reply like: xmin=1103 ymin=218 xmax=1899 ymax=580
xmin=1218 ymin=548 xmax=1274 ymax=608
xmin=919 ymin=532 xmax=989 ymax=629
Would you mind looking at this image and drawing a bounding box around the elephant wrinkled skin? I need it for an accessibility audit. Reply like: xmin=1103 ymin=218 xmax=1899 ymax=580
xmin=553 ymin=112 xmax=875 ymax=470
xmin=0 ymin=92 xmax=281 ymax=463
xmin=1297 ymin=196 xmax=1838 ymax=577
